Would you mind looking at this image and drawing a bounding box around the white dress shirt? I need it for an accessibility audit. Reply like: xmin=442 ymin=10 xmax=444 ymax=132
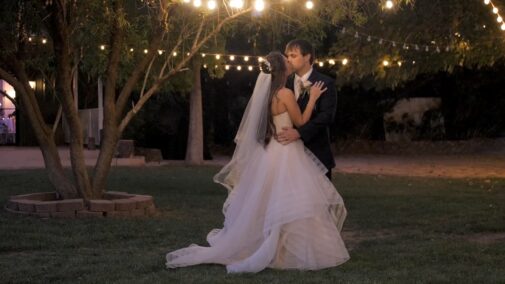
xmin=294 ymin=67 xmax=313 ymax=100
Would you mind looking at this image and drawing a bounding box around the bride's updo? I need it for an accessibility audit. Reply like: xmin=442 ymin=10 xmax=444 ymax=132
xmin=261 ymin=51 xmax=288 ymax=146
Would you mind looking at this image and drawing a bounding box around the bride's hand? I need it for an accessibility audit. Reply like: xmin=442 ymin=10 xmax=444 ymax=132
xmin=309 ymin=81 xmax=327 ymax=102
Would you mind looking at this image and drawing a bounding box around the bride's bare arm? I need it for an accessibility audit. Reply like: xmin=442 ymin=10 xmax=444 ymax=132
xmin=277 ymin=82 xmax=326 ymax=127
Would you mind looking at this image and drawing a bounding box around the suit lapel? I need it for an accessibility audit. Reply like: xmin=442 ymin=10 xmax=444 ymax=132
xmin=307 ymin=69 xmax=319 ymax=85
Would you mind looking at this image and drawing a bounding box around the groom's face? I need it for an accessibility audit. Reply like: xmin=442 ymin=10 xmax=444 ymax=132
xmin=285 ymin=47 xmax=311 ymax=73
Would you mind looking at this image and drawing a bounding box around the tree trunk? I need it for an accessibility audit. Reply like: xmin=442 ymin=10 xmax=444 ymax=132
xmin=48 ymin=3 xmax=94 ymax=200
xmin=185 ymin=57 xmax=204 ymax=165
xmin=41 ymin=138 xmax=79 ymax=199
xmin=0 ymin=61 xmax=78 ymax=199
xmin=91 ymin=126 xmax=119 ymax=199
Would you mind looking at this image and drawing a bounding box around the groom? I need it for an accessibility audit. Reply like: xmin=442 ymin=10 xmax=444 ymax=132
xmin=277 ymin=39 xmax=337 ymax=180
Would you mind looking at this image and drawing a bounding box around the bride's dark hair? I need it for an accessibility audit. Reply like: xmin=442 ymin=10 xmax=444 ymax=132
xmin=260 ymin=51 xmax=288 ymax=146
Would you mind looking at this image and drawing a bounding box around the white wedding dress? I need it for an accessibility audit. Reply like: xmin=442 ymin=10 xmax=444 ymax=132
xmin=166 ymin=111 xmax=350 ymax=273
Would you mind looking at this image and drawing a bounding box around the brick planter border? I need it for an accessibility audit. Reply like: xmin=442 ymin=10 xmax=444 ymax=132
xmin=4 ymin=191 xmax=157 ymax=219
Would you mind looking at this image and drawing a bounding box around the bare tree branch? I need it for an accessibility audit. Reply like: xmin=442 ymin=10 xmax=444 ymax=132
xmin=117 ymin=7 xmax=253 ymax=132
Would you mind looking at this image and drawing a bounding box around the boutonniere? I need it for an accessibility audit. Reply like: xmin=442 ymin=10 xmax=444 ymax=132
xmin=300 ymin=80 xmax=312 ymax=98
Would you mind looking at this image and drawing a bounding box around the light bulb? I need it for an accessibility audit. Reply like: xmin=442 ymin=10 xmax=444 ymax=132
xmin=254 ymin=0 xmax=265 ymax=12
xmin=207 ymin=0 xmax=216 ymax=10
xmin=305 ymin=1 xmax=314 ymax=10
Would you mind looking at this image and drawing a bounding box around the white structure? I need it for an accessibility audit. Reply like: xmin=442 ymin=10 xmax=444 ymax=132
xmin=0 ymin=80 xmax=17 ymax=144
xmin=383 ymin=97 xmax=445 ymax=142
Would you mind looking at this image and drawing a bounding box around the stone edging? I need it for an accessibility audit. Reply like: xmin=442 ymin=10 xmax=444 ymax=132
xmin=4 ymin=191 xmax=157 ymax=218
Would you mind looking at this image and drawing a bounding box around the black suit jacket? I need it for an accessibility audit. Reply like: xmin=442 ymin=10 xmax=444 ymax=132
xmin=286 ymin=69 xmax=337 ymax=170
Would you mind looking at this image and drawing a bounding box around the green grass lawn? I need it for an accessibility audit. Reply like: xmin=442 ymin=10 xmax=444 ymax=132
xmin=1 ymin=167 xmax=504 ymax=283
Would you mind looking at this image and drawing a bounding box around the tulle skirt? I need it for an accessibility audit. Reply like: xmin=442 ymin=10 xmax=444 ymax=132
xmin=166 ymin=139 xmax=350 ymax=273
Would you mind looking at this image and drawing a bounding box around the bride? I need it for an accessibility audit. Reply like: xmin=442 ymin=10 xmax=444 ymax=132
xmin=166 ymin=51 xmax=349 ymax=273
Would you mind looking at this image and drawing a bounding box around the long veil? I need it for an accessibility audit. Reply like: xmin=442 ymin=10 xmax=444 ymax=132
xmin=213 ymin=72 xmax=272 ymax=196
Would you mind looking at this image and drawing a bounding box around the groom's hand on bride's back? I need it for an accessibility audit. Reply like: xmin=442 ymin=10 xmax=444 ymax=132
xmin=276 ymin=127 xmax=300 ymax=145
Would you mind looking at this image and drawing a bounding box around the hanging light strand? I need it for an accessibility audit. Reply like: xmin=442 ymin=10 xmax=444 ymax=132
xmin=483 ymin=0 xmax=505 ymax=30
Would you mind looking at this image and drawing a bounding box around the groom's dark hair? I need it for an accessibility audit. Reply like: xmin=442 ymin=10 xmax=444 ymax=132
xmin=285 ymin=39 xmax=315 ymax=65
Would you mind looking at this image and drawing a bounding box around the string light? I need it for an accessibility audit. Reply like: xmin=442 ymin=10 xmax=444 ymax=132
xmin=193 ymin=0 xmax=202 ymax=8
xmin=305 ymin=0 xmax=314 ymax=10
xmin=24 ymin=36 xmax=423 ymax=71
xmin=385 ymin=0 xmax=394 ymax=9
xmin=483 ymin=0 xmax=505 ymax=32
xmin=207 ymin=0 xmax=217 ymax=10
xmin=41 ymin=38 xmax=47 ymax=44
xmin=254 ymin=0 xmax=265 ymax=12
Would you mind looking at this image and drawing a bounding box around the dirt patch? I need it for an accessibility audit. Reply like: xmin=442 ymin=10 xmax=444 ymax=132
xmin=463 ymin=233 xmax=505 ymax=245
xmin=334 ymin=154 xmax=505 ymax=178
xmin=341 ymin=229 xmax=397 ymax=250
